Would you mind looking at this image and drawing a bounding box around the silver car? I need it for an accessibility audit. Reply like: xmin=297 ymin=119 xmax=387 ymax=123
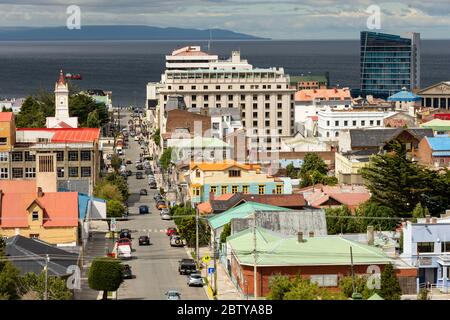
xmin=187 ymin=273 xmax=203 ymax=287
xmin=165 ymin=291 xmax=181 ymax=300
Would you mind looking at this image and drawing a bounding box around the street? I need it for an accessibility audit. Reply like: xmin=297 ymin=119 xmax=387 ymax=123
xmin=114 ymin=111 xmax=208 ymax=300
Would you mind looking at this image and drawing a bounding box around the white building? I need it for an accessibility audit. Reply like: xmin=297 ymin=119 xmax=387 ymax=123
xmin=0 ymin=98 xmax=25 ymax=114
xmin=317 ymin=107 xmax=395 ymax=141
xmin=147 ymin=47 xmax=295 ymax=152
xmin=204 ymin=108 xmax=243 ymax=140
xmin=46 ymin=70 xmax=78 ymax=128
xmin=294 ymin=88 xmax=352 ymax=126
xmin=401 ymin=214 xmax=450 ymax=291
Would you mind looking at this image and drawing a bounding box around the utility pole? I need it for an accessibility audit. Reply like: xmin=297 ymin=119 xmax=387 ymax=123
xmin=213 ymin=231 xmax=218 ymax=298
xmin=44 ymin=254 xmax=49 ymax=300
xmin=196 ymin=206 xmax=199 ymax=266
xmin=253 ymin=213 xmax=257 ymax=299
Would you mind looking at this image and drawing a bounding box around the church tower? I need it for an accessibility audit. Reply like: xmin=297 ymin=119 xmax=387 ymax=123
xmin=46 ymin=70 xmax=78 ymax=128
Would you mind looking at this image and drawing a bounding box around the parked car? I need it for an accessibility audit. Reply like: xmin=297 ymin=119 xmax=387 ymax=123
xmin=117 ymin=243 xmax=132 ymax=260
xmin=165 ymin=291 xmax=181 ymax=300
xmin=119 ymin=230 xmax=132 ymax=240
xmin=136 ymin=172 xmax=144 ymax=179
xmin=136 ymin=164 xmax=144 ymax=170
xmin=166 ymin=227 xmax=178 ymax=236
xmin=170 ymin=235 xmax=184 ymax=247
xmin=187 ymin=273 xmax=203 ymax=287
xmin=160 ymin=208 xmax=172 ymax=220
xmin=156 ymin=202 xmax=167 ymax=210
xmin=154 ymin=194 xmax=163 ymax=201
xmin=145 ymin=168 xmax=153 ymax=175
xmin=126 ymin=170 xmax=132 ymax=176
xmin=178 ymin=258 xmax=196 ymax=275
xmin=126 ymin=159 xmax=132 ymax=164
xmin=139 ymin=205 xmax=149 ymax=214
xmin=123 ymin=264 xmax=132 ymax=279
xmin=138 ymin=235 xmax=150 ymax=246
xmin=139 ymin=189 xmax=148 ymax=195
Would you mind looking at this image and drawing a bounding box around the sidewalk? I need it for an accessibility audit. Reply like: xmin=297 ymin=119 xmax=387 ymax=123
xmin=197 ymin=246 xmax=244 ymax=300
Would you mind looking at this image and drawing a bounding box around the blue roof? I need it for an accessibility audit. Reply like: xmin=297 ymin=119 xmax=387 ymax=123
xmin=427 ymin=136 xmax=450 ymax=151
xmin=432 ymin=151 xmax=450 ymax=157
xmin=387 ymin=90 xmax=421 ymax=102
xmin=78 ymin=193 xmax=107 ymax=220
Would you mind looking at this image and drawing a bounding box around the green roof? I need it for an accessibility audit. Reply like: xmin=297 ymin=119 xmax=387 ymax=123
xmin=207 ymin=202 xmax=291 ymax=230
xmin=228 ymin=227 xmax=393 ymax=267
xmin=290 ymin=75 xmax=328 ymax=85
xmin=421 ymin=119 xmax=450 ymax=131
xmin=368 ymin=293 xmax=384 ymax=300
xmin=177 ymin=136 xmax=230 ymax=149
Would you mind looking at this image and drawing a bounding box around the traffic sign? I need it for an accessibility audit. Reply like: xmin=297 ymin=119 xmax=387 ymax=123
xmin=202 ymin=255 xmax=211 ymax=264
xmin=110 ymin=218 xmax=117 ymax=232
xmin=207 ymin=267 xmax=215 ymax=275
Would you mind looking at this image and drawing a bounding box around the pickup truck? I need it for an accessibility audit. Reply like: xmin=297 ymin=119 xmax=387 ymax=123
xmin=178 ymin=258 xmax=197 ymax=275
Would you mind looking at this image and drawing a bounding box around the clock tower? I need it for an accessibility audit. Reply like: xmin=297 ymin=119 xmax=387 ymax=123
xmin=46 ymin=70 xmax=78 ymax=128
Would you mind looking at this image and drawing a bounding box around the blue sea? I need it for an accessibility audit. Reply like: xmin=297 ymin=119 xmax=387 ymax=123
xmin=0 ymin=40 xmax=449 ymax=106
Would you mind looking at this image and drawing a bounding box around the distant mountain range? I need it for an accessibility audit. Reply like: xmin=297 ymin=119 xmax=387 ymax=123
xmin=0 ymin=25 xmax=267 ymax=41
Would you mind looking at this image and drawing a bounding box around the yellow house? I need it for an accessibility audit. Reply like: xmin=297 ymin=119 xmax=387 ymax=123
xmin=187 ymin=160 xmax=292 ymax=204
xmin=334 ymin=152 xmax=369 ymax=184
xmin=0 ymin=184 xmax=79 ymax=245
xmin=0 ymin=112 xmax=15 ymax=152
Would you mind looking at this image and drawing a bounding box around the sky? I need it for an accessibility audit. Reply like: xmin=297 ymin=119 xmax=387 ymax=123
xmin=0 ymin=0 xmax=449 ymax=39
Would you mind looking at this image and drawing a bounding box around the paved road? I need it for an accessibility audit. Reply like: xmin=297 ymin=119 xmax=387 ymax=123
xmin=115 ymin=111 xmax=208 ymax=300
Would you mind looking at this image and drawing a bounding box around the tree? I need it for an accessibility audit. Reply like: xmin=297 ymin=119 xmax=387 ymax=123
xmin=379 ymin=264 xmax=401 ymax=300
xmin=19 ymin=272 xmax=72 ymax=300
xmin=107 ymin=200 xmax=125 ymax=218
xmin=172 ymin=204 xmax=209 ymax=247
xmin=86 ymin=110 xmax=100 ymax=128
xmin=160 ymin=147 xmax=173 ymax=170
xmin=285 ymin=163 xmax=299 ymax=179
xmin=0 ymin=262 xmax=21 ymax=300
xmin=152 ymin=128 xmax=161 ymax=147
xmin=339 ymin=276 xmax=376 ymax=299
xmin=267 ymin=275 xmax=345 ymax=300
xmin=360 ymin=140 xmax=432 ymax=215
xmin=326 ymin=206 xmax=362 ymax=235
xmin=88 ymin=258 xmax=124 ymax=300
xmin=300 ymin=153 xmax=328 ymax=176
xmin=298 ymin=153 xmax=335 ymax=188
xmin=94 ymin=182 xmax=123 ymax=202
xmin=220 ymin=223 xmax=231 ymax=243
xmin=104 ymin=173 xmax=129 ymax=201
xmin=110 ymin=154 xmax=122 ymax=173
xmin=355 ymin=201 xmax=399 ymax=231
xmin=15 ymin=96 xmax=47 ymax=128
xmin=411 ymin=202 xmax=429 ymax=222
xmin=69 ymin=94 xmax=108 ymax=127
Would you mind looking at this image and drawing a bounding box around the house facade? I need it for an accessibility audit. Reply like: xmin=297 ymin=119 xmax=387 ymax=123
xmin=418 ymin=136 xmax=450 ymax=168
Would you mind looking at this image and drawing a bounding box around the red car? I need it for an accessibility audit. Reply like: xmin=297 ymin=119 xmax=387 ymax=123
xmin=166 ymin=228 xmax=178 ymax=237
xmin=117 ymin=238 xmax=132 ymax=250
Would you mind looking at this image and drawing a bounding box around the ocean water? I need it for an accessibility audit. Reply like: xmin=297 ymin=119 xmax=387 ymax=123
xmin=0 ymin=40 xmax=449 ymax=106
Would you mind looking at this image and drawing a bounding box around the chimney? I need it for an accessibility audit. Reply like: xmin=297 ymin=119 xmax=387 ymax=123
xmin=425 ymin=215 xmax=431 ymax=224
xmin=367 ymin=225 xmax=374 ymax=246
xmin=37 ymin=187 xmax=44 ymax=198
xmin=431 ymin=217 xmax=437 ymax=224
xmin=309 ymin=231 xmax=314 ymax=238
xmin=297 ymin=232 xmax=304 ymax=243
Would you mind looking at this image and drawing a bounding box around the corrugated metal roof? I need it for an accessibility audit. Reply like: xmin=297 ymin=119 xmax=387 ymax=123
xmin=387 ymin=90 xmax=421 ymax=102
xmin=427 ymin=136 xmax=450 ymax=151
xmin=228 ymin=227 xmax=393 ymax=266
xmin=208 ymin=201 xmax=291 ymax=229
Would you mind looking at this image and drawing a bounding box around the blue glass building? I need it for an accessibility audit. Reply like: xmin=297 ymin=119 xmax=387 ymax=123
xmin=360 ymin=31 xmax=420 ymax=99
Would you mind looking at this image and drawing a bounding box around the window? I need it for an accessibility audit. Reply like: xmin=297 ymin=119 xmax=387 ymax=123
xmin=264 ymin=112 xmax=270 ymax=118
xmin=253 ymin=103 xmax=257 ymax=110
xmin=12 ymin=152 xmax=23 ymax=162
xmin=417 ymin=242 xmax=434 ymax=253
xmin=24 ymin=151 xmax=35 ymax=162
xmin=253 ymin=120 xmax=258 ymax=127
xmin=326 ymin=121 xmax=330 ymax=127
xmin=216 ymin=95 xmax=221 ymax=101
xmin=203 ymin=85 xmax=208 ymax=90
xmin=30 ymin=234 xmax=39 ymax=239
xmin=278 ymin=129 xmax=283 ymax=134
xmin=32 ymin=211 xmax=39 ymax=221
xmin=228 ymin=103 xmax=233 ymax=108
xmin=68 ymin=151 xmax=78 ymax=161
xmin=216 ymin=103 xmax=221 ymax=108
xmin=56 ymin=151 xmax=64 ymax=161
xmin=179 ymin=86 xmax=184 ymax=90
xmin=252 ymin=112 xmax=258 ymax=118
xmin=277 ymin=94 xmax=282 ymax=100
xmin=81 ymin=167 xmax=91 ymax=177
xmin=442 ymin=242 xmax=450 ymax=253
xmin=228 ymin=85 xmax=232 ymax=90
xmin=12 ymin=168 xmax=23 ymax=178
xmin=240 ymin=95 xmax=245 ymax=100
xmin=25 ymin=167 xmax=36 ymax=178
xmin=80 ymin=151 xmax=91 ymax=161
xmin=370 ymin=120 xmax=374 ymax=126
xmin=0 ymin=137 xmax=6 ymax=145
xmin=229 ymin=170 xmax=241 ymax=177
xmin=377 ymin=120 xmax=381 ymax=126
xmin=335 ymin=132 xmax=339 ymax=137
xmin=277 ymin=112 xmax=282 ymax=118
xmin=265 ymin=103 xmax=270 ymax=109
xmin=192 ymin=95 xmax=197 ymax=101
xmin=265 ymin=120 xmax=270 ymax=126
xmin=344 ymin=121 xmax=348 ymax=126
xmin=240 ymin=85 xmax=245 ymax=90
xmin=210 ymin=186 xmax=217 ymax=194
xmin=361 ymin=120 xmax=365 ymax=126
xmin=0 ymin=168 xmax=8 ymax=179
xmin=192 ymin=104 xmax=197 ymax=108
xmin=265 ymin=95 xmax=270 ymax=100
xmin=221 ymin=185 xmax=228 ymax=194
xmin=242 ymin=185 xmax=249 ymax=194
xmin=69 ymin=167 xmax=78 ymax=177
xmin=216 ymin=85 xmax=220 ymax=90
xmin=335 ymin=121 xmax=339 ymax=126
xmin=204 ymin=95 xmax=209 ymax=101
xmin=326 ymin=132 xmax=330 ymax=138
xmin=310 ymin=275 xmax=338 ymax=287
xmin=231 ymin=185 xmax=238 ymax=194
xmin=212 ymin=122 xmax=220 ymax=130
xmin=204 ymin=103 xmax=209 ymax=108
xmin=57 ymin=167 xmax=64 ymax=178
xmin=191 ymin=86 xmax=196 ymax=90
xmin=228 ymin=95 xmax=233 ymax=100
xmin=277 ymin=103 xmax=282 ymax=109
xmin=192 ymin=187 xmax=200 ymax=196
xmin=253 ymin=95 xmax=257 ymax=101
xmin=195 ymin=170 xmax=201 ymax=178
xmin=277 ymin=120 xmax=282 ymax=126
xmin=276 ymin=185 xmax=283 ymax=194
xmin=258 ymin=185 xmax=265 ymax=195
xmin=352 ymin=120 xmax=357 ymax=126
xmin=0 ymin=152 xmax=8 ymax=162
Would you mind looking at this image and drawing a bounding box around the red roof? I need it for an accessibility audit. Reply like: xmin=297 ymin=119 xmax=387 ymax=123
xmin=0 ymin=181 xmax=36 ymax=194
xmin=17 ymin=128 xmax=100 ymax=143
xmin=0 ymin=112 xmax=13 ymax=122
xmin=0 ymin=191 xmax=78 ymax=228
